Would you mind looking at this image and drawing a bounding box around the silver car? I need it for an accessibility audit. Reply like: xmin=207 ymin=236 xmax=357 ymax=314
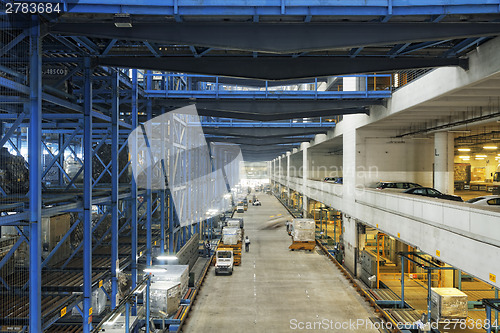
xmin=466 ymin=195 xmax=500 ymax=206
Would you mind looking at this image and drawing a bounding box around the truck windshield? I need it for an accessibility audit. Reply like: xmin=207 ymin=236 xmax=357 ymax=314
xmin=218 ymin=252 xmax=231 ymax=258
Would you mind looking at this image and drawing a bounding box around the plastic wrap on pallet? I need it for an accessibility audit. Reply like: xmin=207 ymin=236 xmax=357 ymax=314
xmin=0 ymin=147 xmax=29 ymax=194
xmin=292 ymin=218 xmax=315 ymax=231
xmin=430 ymin=288 xmax=468 ymax=321
xmin=72 ymin=288 xmax=107 ymax=316
xmin=149 ymin=281 xmax=181 ymax=317
xmin=222 ymin=227 xmax=239 ymax=245
xmin=226 ymin=218 xmax=244 ymax=229
xmin=293 ymin=229 xmax=315 ymax=242
xmin=292 ymin=219 xmax=315 ymax=241
xmin=41 ymin=213 xmax=71 ymax=266
xmin=148 ymin=265 xmax=189 ymax=294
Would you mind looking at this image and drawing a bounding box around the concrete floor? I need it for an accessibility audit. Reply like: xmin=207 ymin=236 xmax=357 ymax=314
xmin=183 ymin=193 xmax=379 ymax=333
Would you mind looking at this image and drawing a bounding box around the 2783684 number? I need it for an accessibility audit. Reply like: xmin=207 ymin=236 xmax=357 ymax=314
xmin=441 ymin=318 xmax=499 ymax=330
xmin=6 ymin=2 xmax=61 ymax=14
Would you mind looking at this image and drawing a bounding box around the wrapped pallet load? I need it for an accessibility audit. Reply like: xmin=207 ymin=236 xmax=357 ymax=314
xmin=292 ymin=219 xmax=315 ymax=242
xmin=289 ymin=219 xmax=316 ymax=251
xmin=149 ymin=281 xmax=181 ymax=317
xmin=222 ymin=227 xmax=239 ymax=245
xmin=148 ymin=265 xmax=189 ymax=294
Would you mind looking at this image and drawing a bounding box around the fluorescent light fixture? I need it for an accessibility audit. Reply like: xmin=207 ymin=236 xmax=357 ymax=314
xmin=156 ymin=255 xmax=177 ymax=261
xmin=114 ymin=14 xmax=132 ymax=27
xmin=475 ymin=157 xmax=485 ymax=160
xmin=448 ymin=130 xmax=471 ymax=133
xmin=483 ymin=145 xmax=498 ymax=150
xmin=457 ymin=148 xmax=471 ymax=152
xmin=475 ymin=155 xmax=488 ymax=158
xmin=144 ymin=268 xmax=167 ymax=273
xmin=459 ymin=156 xmax=470 ymax=159
xmin=104 ymin=310 xmax=124 ymax=325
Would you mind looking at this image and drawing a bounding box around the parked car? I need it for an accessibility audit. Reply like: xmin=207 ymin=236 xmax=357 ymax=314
xmin=323 ymin=177 xmax=343 ymax=184
xmin=466 ymin=195 xmax=500 ymax=206
xmin=403 ymin=187 xmax=463 ymax=202
xmin=374 ymin=181 xmax=422 ymax=191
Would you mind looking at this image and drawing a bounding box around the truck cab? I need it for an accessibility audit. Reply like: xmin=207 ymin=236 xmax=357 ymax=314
xmin=236 ymin=204 xmax=245 ymax=213
xmin=215 ymin=249 xmax=234 ymax=275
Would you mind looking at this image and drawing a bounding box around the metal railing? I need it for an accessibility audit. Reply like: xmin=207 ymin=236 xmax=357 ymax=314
xmin=141 ymin=73 xmax=393 ymax=100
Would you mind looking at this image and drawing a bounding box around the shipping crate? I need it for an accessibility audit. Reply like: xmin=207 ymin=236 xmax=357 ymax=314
xmin=431 ymin=288 xmax=468 ymax=321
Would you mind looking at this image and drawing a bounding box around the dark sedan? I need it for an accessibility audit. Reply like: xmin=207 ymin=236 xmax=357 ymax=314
xmin=403 ymin=187 xmax=463 ymax=202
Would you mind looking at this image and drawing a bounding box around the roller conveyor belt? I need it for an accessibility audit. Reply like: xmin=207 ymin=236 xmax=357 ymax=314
xmin=45 ymin=325 xmax=83 ymax=333
xmin=2 ymin=270 xmax=108 ymax=292
xmin=0 ymin=294 xmax=77 ymax=326
xmin=62 ymin=256 xmax=129 ymax=270
xmin=386 ymin=308 xmax=422 ymax=325
xmin=118 ymin=230 xmax=162 ymax=244
xmin=368 ymin=288 xmax=402 ymax=302
xmin=92 ymin=243 xmax=147 ymax=256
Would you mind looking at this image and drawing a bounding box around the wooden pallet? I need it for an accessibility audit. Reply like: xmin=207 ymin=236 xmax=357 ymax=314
xmin=289 ymin=241 xmax=316 ymax=251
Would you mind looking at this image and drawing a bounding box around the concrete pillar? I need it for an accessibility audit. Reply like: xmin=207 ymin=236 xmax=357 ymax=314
xmin=302 ymin=143 xmax=310 ymax=216
xmin=286 ymin=152 xmax=291 ymax=204
xmin=434 ymin=132 xmax=454 ymax=194
xmin=278 ymin=156 xmax=282 ymax=182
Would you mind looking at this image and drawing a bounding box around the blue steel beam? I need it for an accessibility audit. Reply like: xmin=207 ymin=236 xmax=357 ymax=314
xmin=131 ymin=69 xmax=139 ymax=315
xmin=58 ymin=0 xmax=500 ymax=16
xmin=146 ymin=99 xmax=153 ymax=267
xmin=442 ymin=37 xmax=488 ymax=58
xmin=101 ymin=39 xmax=118 ymax=56
xmin=111 ymin=70 xmax=119 ymax=309
xmin=0 ymin=31 xmax=27 ymax=57
xmin=82 ymin=57 xmax=93 ymax=333
xmin=52 ymin=22 xmax=500 ymax=54
xmin=29 ymin=16 xmax=42 ymax=333
xmin=144 ymin=41 xmax=161 ymax=57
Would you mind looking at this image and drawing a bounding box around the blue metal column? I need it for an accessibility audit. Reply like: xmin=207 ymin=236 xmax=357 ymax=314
xmin=58 ymin=134 xmax=65 ymax=185
xmin=29 ymin=15 xmax=42 ymax=333
xmin=168 ymin=190 xmax=174 ymax=253
xmin=427 ymin=269 xmax=432 ymax=322
xmin=110 ymin=70 xmax=119 ymax=309
xmin=160 ymin=108 xmax=166 ymax=253
xmin=131 ymin=69 xmax=138 ymax=314
xmin=400 ymin=256 xmax=405 ymax=308
xmin=82 ymin=57 xmax=93 ymax=333
xmin=146 ymin=99 xmax=152 ymax=266
xmin=146 ymin=278 xmax=151 ymax=332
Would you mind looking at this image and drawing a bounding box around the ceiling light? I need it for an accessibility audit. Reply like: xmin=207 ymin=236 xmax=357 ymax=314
xmin=459 ymin=156 xmax=470 ymax=159
xmin=475 ymin=155 xmax=487 ymax=158
xmin=156 ymin=255 xmax=177 ymax=261
xmin=475 ymin=157 xmax=485 ymax=160
xmin=457 ymin=148 xmax=471 ymax=152
xmin=114 ymin=14 xmax=132 ymax=28
xmin=483 ymin=145 xmax=498 ymax=150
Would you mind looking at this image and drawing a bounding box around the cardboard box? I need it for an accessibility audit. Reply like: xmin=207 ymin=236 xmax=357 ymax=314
xmin=431 ymin=288 xmax=468 ymax=321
